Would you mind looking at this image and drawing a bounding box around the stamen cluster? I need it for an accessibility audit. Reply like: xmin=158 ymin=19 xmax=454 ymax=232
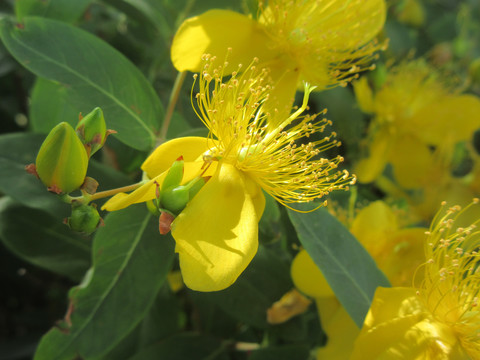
xmin=193 ymin=55 xmax=356 ymax=209
xmin=419 ymin=199 xmax=480 ymax=356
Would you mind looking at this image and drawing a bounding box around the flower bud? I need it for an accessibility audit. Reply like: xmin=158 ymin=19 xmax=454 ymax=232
xmin=67 ymin=203 xmax=101 ymax=234
xmin=161 ymin=156 xmax=184 ymax=191
xmin=76 ymin=107 xmax=112 ymax=156
xmin=160 ymin=185 xmax=190 ymax=215
xmin=36 ymin=122 xmax=89 ymax=194
xmin=160 ymin=176 xmax=209 ymax=215
xmin=187 ymin=176 xmax=208 ymax=199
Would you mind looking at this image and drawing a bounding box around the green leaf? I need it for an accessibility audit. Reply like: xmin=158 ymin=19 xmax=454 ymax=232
xmin=0 ymin=16 xmax=163 ymax=151
xmin=0 ymin=132 xmax=70 ymax=216
xmin=0 ymin=198 xmax=91 ymax=281
xmin=34 ymin=205 xmax=175 ymax=360
xmin=192 ymin=245 xmax=292 ymax=329
xmin=103 ymin=0 xmax=172 ymax=40
xmin=29 ymin=77 xmax=81 ymax=133
xmin=15 ymin=0 xmax=93 ymax=23
xmin=127 ymin=333 xmax=228 ymax=360
xmin=249 ymin=345 xmax=310 ymax=360
xmin=288 ymin=208 xmax=390 ymax=328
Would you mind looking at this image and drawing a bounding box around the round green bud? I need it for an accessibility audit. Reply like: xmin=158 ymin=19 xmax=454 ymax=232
xmin=36 ymin=122 xmax=89 ymax=194
xmin=68 ymin=204 xmax=101 ymax=234
xmin=76 ymin=107 xmax=107 ymax=156
xmin=160 ymin=185 xmax=190 ymax=215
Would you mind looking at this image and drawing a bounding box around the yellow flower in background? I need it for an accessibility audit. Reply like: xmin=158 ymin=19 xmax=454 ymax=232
xmin=289 ymin=201 xmax=426 ymax=358
xmin=354 ymin=59 xmax=480 ymax=220
xmin=103 ymin=58 xmax=354 ymax=292
xmin=171 ymin=0 xmax=386 ymax=108
xmin=351 ymin=200 xmax=480 ymax=359
xmin=354 ymin=59 xmax=480 ymax=186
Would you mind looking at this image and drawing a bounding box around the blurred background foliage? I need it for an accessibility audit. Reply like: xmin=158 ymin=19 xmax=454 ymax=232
xmin=0 ymin=0 xmax=479 ymax=359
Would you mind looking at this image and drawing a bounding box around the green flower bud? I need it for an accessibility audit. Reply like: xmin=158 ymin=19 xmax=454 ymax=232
xmin=76 ymin=107 xmax=111 ymax=156
xmin=160 ymin=185 xmax=190 ymax=215
xmin=160 ymin=176 xmax=209 ymax=215
xmin=36 ymin=122 xmax=89 ymax=194
xmin=187 ymin=176 xmax=208 ymax=199
xmin=67 ymin=203 xmax=101 ymax=234
xmin=161 ymin=156 xmax=184 ymax=191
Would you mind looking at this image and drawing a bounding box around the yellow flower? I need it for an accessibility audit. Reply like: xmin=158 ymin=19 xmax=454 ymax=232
xmin=354 ymin=60 xmax=480 ymax=185
xmin=171 ymin=0 xmax=386 ymax=107
xmin=354 ymin=60 xmax=480 ymax=220
xmin=290 ymin=201 xmax=426 ymax=358
xmin=103 ymin=59 xmax=354 ymax=292
xmin=351 ymin=200 xmax=480 ymax=359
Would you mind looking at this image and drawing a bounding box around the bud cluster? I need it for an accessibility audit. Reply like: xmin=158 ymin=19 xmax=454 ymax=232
xmin=149 ymin=156 xmax=209 ymax=234
xmin=27 ymin=107 xmax=114 ymax=234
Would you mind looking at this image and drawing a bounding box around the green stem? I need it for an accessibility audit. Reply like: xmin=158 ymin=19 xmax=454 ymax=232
xmin=88 ymin=182 xmax=145 ymax=202
xmin=65 ymin=181 xmax=146 ymax=205
xmin=158 ymin=71 xmax=187 ymax=143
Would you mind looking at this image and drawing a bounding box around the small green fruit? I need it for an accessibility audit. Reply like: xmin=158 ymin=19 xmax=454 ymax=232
xmin=68 ymin=204 xmax=101 ymax=234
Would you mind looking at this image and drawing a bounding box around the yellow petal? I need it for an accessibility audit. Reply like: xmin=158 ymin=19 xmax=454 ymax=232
xmin=315 ymin=297 xmax=341 ymax=330
xmin=318 ymin=0 xmax=386 ymax=52
xmin=142 ymin=137 xmax=211 ymax=178
xmin=351 ymin=287 xmax=468 ymax=360
xmin=264 ymin=58 xmax=301 ymax=116
xmin=379 ymin=228 xmax=426 ymax=287
xmin=171 ymin=162 xmax=264 ymax=291
xmin=171 ymin=10 xmax=275 ymax=74
xmin=350 ymin=200 xmax=398 ymax=258
xmin=408 ymin=94 xmax=480 ymax=147
xmin=353 ymin=76 xmax=375 ymax=114
xmin=291 ymin=249 xmax=334 ymax=298
xmin=355 ymin=126 xmax=391 ymax=183
xmin=389 ymin=135 xmax=433 ymax=189
xmin=315 ymin=304 xmax=359 ymax=360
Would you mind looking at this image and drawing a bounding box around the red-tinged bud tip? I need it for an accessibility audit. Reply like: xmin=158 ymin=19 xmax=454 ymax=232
xmin=159 ymin=211 xmax=175 ymax=235
xmin=176 ymin=156 xmax=184 ymax=161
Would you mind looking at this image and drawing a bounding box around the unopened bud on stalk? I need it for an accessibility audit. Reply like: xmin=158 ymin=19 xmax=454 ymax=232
xmin=66 ymin=203 xmax=102 ymax=234
xmin=35 ymin=122 xmax=88 ymax=194
xmin=76 ymin=107 xmax=115 ymax=156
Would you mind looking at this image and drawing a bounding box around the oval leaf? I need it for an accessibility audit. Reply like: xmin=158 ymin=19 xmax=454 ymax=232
xmin=0 ymin=16 xmax=163 ymax=151
xmin=29 ymin=77 xmax=81 ymax=133
xmin=34 ymin=205 xmax=175 ymax=360
xmin=0 ymin=198 xmax=91 ymax=281
xmin=15 ymin=0 xmax=93 ymax=23
xmin=288 ymin=208 xmax=390 ymax=327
